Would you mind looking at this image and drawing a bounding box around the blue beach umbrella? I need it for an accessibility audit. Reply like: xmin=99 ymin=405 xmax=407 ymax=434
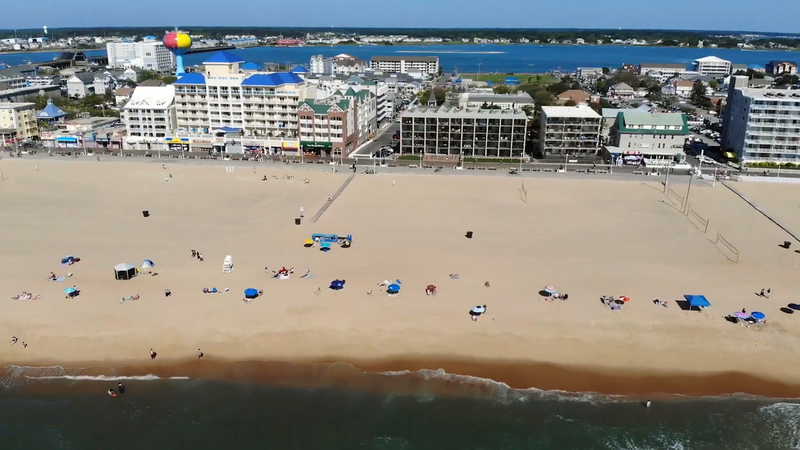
xmin=244 ymin=288 xmax=259 ymax=299
xmin=63 ymin=287 xmax=76 ymax=294
xmin=388 ymin=283 xmax=401 ymax=292
xmin=751 ymin=311 xmax=766 ymax=322
xmin=330 ymin=280 xmax=345 ymax=290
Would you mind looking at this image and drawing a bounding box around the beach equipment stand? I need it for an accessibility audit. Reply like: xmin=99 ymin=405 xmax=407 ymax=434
xmin=222 ymin=255 xmax=233 ymax=274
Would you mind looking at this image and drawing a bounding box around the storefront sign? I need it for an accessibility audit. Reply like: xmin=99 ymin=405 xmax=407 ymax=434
xmin=300 ymin=141 xmax=332 ymax=149
xmin=165 ymin=137 xmax=189 ymax=144
xmin=282 ymin=141 xmax=299 ymax=149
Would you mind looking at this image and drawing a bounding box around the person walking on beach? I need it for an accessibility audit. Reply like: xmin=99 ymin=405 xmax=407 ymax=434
xmin=766 ymin=288 xmax=771 ymax=299
xmin=150 ymin=348 xmax=157 ymax=360
xmin=759 ymin=289 xmax=765 ymax=297
xmin=10 ymin=336 xmax=17 ymax=346
xmin=118 ymin=383 xmax=125 ymax=394
xmin=198 ymin=348 xmax=204 ymax=359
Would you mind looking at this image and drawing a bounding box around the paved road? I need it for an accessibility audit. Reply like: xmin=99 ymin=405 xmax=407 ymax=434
xmin=353 ymin=123 xmax=399 ymax=158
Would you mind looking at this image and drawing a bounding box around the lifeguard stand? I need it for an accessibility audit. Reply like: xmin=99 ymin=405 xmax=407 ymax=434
xmin=222 ymin=255 xmax=233 ymax=274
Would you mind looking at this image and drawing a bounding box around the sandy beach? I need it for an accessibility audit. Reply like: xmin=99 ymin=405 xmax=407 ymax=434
xmin=2 ymin=159 xmax=800 ymax=396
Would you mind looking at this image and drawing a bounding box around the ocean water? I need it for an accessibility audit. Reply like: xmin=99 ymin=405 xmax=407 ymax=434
xmin=0 ymin=363 xmax=798 ymax=450
xmin=2 ymin=44 xmax=799 ymax=73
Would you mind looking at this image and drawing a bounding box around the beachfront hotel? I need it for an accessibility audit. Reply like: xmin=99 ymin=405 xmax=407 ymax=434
xmin=122 ymin=85 xmax=178 ymax=152
xmin=722 ymin=75 xmax=800 ymax=164
xmin=399 ymin=106 xmax=527 ymax=158
xmin=171 ymin=51 xmax=314 ymax=153
xmin=370 ymin=56 xmax=440 ymax=77
xmin=539 ymin=105 xmax=602 ymax=156
xmin=0 ymin=102 xmax=39 ymax=143
xmin=605 ymin=111 xmax=689 ymax=167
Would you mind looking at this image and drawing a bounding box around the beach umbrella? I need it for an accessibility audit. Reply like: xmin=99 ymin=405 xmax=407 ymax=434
xmin=470 ymin=305 xmax=486 ymax=316
xmin=330 ymin=280 xmax=345 ymax=290
xmin=244 ymin=288 xmax=259 ymax=299
xmin=63 ymin=287 xmax=76 ymax=294
xmin=789 ymin=303 xmax=800 ymax=311
xmin=619 ymin=296 xmax=631 ymax=303
xmin=388 ymin=283 xmax=401 ymax=292
xmin=304 ymin=239 xmax=314 ymax=248
xmin=427 ymin=284 xmax=436 ymax=291
xmin=734 ymin=311 xmax=750 ymax=320
xmin=751 ymin=311 xmax=766 ymax=322
xmin=543 ymin=285 xmax=557 ymax=294
xmin=141 ymin=259 xmax=155 ymax=268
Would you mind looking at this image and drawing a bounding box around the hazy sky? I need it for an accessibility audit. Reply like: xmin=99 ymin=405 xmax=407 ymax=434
xmin=3 ymin=0 xmax=799 ymax=33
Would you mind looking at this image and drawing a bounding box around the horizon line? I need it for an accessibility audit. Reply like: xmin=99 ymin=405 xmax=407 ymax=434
xmin=1 ymin=26 xmax=799 ymax=36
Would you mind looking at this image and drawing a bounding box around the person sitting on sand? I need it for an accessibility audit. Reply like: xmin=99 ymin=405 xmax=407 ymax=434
xmin=48 ymin=272 xmax=56 ymax=281
xmin=108 ymin=389 xmax=117 ymax=397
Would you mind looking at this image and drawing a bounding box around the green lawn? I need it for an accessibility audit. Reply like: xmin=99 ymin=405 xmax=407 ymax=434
xmin=458 ymin=73 xmax=557 ymax=85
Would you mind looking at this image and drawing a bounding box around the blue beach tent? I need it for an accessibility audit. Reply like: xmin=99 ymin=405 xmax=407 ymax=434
xmin=683 ymin=294 xmax=711 ymax=311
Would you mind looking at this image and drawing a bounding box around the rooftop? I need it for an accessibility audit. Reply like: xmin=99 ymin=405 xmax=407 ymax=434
xmin=694 ymin=56 xmax=730 ymax=64
xmin=241 ymin=72 xmax=304 ymax=86
xmin=402 ymin=105 xmax=527 ymax=119
xmin=174 ymin=73 xmax=206 ymax=85
xmin=639 ymin=63 xmax=687 ymax=69
xmin=541 ymin=105 xmax=601 ymax=118
xmin=738 ymin=87 xmax=800 ymax=101
xmin=372 ymin=55 xmax=438 ymax=62
xmin=0 ymin=102 xmax=36 ymax=110
xmin=468 ymin=93 xmax=534 ymax=103
xmin=203 ymin=51 xmax=245 ymax=64
xmin=124 ymin=86 xmax=175 ymax=110
xmin=618 ymin=111 xmax=686 ymax=127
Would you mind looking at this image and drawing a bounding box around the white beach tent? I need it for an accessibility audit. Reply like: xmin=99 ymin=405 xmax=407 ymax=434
xmin=114 ymin=263 xmax=137 ymax=280
xmin=141 ymin=259 xmax=155 ymax=269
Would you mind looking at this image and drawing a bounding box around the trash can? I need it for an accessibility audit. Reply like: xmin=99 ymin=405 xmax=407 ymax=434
xmin=466 ymin=231 xmax=473 ymax=239
xmin=142 ymin=211 xmax=150 ymax=218
xmin=295 ymin=218 xmax=301 ymax=225
xmin=784 ymin=241 xmax=792 ymax=249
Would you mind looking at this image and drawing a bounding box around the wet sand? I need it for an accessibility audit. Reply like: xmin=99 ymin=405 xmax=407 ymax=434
xmin=2 ymin=159 xmax=800 ymax=397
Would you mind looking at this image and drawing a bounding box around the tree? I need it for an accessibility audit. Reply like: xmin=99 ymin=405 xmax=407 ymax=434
xmin=709 ymin=80 xmax=719 ymax=89
xmin=775 ymin=74 xmax=800 ymax=86
xmin=521 ymin=105 xmax=534 ymax=117
xmin=493 ymin=85 xmax=513 ymax=94
xmin=564 ymin=100 xmax=577 ymax=107
xmin=691 ymin=82 xmax=711 ymax=108
xmin=602 ymin=67 xmax=610 ymax=75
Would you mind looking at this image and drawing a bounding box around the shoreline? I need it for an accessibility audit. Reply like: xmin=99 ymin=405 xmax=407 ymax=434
xmin=5 ymin=356 xmax=800 ymax=399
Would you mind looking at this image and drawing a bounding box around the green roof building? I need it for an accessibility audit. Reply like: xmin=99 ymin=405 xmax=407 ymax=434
xmin=607 ymin=112 xmax=689 ymax=166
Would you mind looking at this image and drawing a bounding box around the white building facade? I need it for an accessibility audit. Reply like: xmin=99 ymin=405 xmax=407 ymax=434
xmin=123 ymin=85 xmax=177 ymax=151
xmin=106 ymin=40 xmax=176 ymax=72
xmin=691 ymin=56 xmax=732 ymax=77
xmin=722 ymin=76 xmax=800 ymax=164
xmin=370 ymin=56 xmax=439 ymax=77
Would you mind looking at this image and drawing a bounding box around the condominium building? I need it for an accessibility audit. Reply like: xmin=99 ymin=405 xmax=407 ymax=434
xmin=539 ymin=106 xmax=602 ymax=156
xmin=399 ymin=106 xmax=527 ymax=158
xmin=607 ymin=111 xmax=688 ymax=166
xmin=370 ymin=56 xmax=439 ymax=76
xmin=122 ymin=85 xmax=177 ymax=151
xmin=765 ymin=60 xmax=798 ymax=76
xmin=310 ymin=53 xmax=367 ymax=75
xmin=106 ymin=40 xmax=176 ymax=72
xmin=638 ymin=63 xmax=688 ymax=76
xmin=460 ymin=92 xmax=534 ymax=110
xmin=172 ymin=51 xmax=314 ymax=153
xmin=722 ymin=75 xmax=800 ymax=163
xmin=297 ymin=99 xmax=357 ymax=156
xmin=309 ymin=74 xmax=389 ymax=123
xmin=0 ymin=102 xmax=39 ymax=143
xmin=691 ymin=56 xmax=732 ymax=77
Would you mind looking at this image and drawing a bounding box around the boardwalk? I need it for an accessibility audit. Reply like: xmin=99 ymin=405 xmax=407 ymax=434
xmin=309 ymin=173 xmax=356 ymax=223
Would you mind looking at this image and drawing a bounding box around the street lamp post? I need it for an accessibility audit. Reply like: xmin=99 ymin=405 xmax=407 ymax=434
xmin=663 ymin=164 xmax=671 ymax=194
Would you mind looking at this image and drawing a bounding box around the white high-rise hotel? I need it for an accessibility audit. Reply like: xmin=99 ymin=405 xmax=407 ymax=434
xmin=723 ymin=75 xmax=800 ymax=163
xmin=106 ymin=39 xmax=175 ymax=72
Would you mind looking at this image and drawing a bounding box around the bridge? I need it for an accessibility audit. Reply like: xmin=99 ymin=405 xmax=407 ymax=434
xmin=32 ymin=51 xmax=108 ymax=69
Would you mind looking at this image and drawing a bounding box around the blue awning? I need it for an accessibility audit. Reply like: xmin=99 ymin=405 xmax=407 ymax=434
xmin=684 ymin=294 xmax=711 ymax=308
xmin=56 ymin=136 xmax=78 ymax=142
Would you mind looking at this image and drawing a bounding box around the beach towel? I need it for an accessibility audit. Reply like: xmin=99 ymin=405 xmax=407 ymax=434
xmin=55 ymin=277 xmax=65 ymax=282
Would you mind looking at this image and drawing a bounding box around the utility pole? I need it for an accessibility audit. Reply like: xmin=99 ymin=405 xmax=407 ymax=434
xmin=663 ymin=164 xmax=671 ymax=194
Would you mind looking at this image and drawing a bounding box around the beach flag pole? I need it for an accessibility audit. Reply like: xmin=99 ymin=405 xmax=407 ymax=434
xmin=1 ymin=170 xmax=4 ymax=181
